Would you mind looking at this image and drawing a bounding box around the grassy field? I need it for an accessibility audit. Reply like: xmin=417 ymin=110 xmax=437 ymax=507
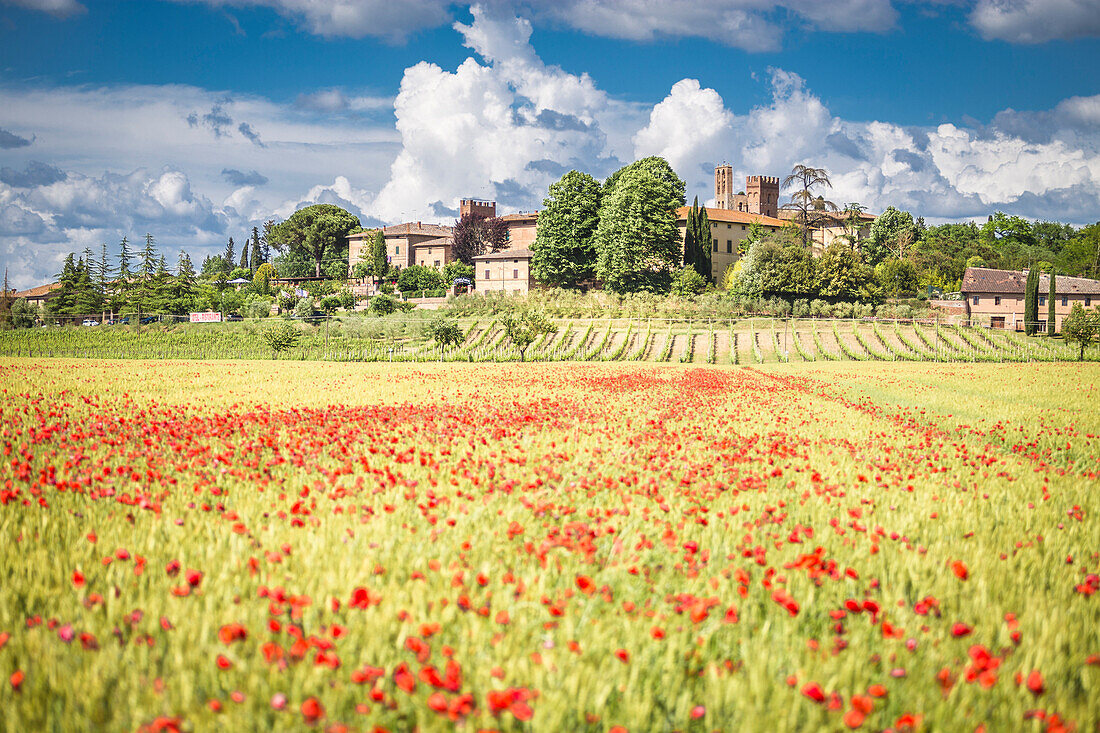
xmin=1 ymin=359 xmax=1098 ymax=732
xmin=1 ymin=317 xmax=1095 ymax=363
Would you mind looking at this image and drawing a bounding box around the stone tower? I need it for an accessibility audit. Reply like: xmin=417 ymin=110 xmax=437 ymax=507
xmin=714 ymin=165 xmax=735 ymax=210
xmin=746 ymin=175 xmax=779 ymax=218
xmin=460 ymin=199 xmax=496 ymax=219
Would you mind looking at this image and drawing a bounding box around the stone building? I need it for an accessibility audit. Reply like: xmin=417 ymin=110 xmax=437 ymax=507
xmin=347 ymin=222 xmax=454 ymax=273
xmin=714 ymin=166 xmax=780 ymax=217
xmin=675 ymin=206 xmax=785 ymax=282
xmin=961 ymin=267 xmax=1100 ymax=331
xmin=473 ymin=248 xmax=534 ymax=293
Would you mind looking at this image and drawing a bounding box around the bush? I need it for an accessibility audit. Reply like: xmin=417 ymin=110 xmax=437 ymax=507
xmin=810 ymin=299 xmax=830 ymax=318
xmin=244 ymin=300 xmax=271 ymax=319
xmin=294 ymin=297 xmax=316 ymax=319
xmin=370 ymin=294 xmax=398 ymax=315
xmin=792 ymin=299 xmax=811 ymax=318
xmin=424 ymin=318 xmax=465 ymax=349
xmin=397 ymin=265 xmax=444 ymax=294
xmin=670 ymin=266 xmax=707 ymax=298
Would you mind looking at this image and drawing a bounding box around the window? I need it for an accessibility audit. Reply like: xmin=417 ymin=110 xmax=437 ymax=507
xmin=994 ymin=296 xmax=1001 ymax=305
xmin=512 ymin=269 xmax=519 ymax=279
xmin=1062 ymin=296 xmax=1068 ymax=306
xmin=395 ymin=245 xmax=400 ymax=254
xmin=973 ymin=296 xmax=980 ymax=305
xmin=713 ymin=239 xmax=718 ymax=252
xmin=726 ymin=240 xmax=732 ymax=253
xmin=434 ymin=260 xmax=440 ymax=267
xmin=1039 ymin=296 xmax=1046 ymax=306
xmin=485 ymin=269 xmax=490 ymax=279
xmin=741 ymin=225 xmax=746 ymax=230
xmin=1087 ymin=297 xmax=1093 ymax=306
xmin=726 ymin=223 xmax=731 ymax=229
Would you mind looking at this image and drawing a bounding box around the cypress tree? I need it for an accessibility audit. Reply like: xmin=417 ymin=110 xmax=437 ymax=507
xmin=250 ymin=227 xmax=262 ymax=272
xmin=224 ymin=237 xmax=235 ymax=270
xmin=1047 ymin=270 xmax=1057 ymax=336
xmin=239 ymin=242 xmax=249 ymax=271
xmin=684 ymin=201 xmax=698 ymax=274
xmin=695 ymin=204 xmax=711 ymax=281
xmin=1024 ymin=266 xmax=1039 ymax=336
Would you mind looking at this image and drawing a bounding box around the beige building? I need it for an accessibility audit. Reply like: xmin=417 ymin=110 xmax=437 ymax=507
xmin=961 ymin=267 xmax=1099 ymax=331
xmin=348 ymin=222 xmax=455 ymax=273
xmin=12 ymin=282 xmax=60 ymax=306
xmin=499 ymin=212 xmax=538 ymax=252
xmin=473 ymin=248 xmax=534 ymax=293
xmin=675 ymin=206 xmax=785 ymax=282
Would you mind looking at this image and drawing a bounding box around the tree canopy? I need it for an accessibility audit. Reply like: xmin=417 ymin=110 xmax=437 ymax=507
xmin=594 ymin=164 xmax=683 ymax=294
xmin=452 ymin=213 xmax=508 ymax=265
xmin=267 ymin=204 xmax=360 ymax=278
xmin=531 ymin=170 xmax=601 ymax=288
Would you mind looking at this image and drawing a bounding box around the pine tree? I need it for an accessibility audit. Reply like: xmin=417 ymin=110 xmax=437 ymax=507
xmin=1048 ymin=270 xmax=1057 ymax=336
xmin=250 ymin=227 xmax=262 ymax=272
xmin=1024 ymin=266 xmax=1039 ymax=336
xmin=118 ymin=236 xmax=134 ymax=281
xmin=49 ymin=254 xmax=79 ymax=316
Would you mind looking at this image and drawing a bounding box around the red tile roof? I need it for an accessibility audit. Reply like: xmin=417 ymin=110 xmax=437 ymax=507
xmin=473 ymin=248 xmax=533 ymax=261
xmin=962 ymin=267 xmax=1100 ymax=295
xmin=676 ymin=207 xmax=785 ymax=227
xmin=380 ymin=222 xmax=454 ymax=237
xmin=13 ymin=282 xmax=60 ymax=299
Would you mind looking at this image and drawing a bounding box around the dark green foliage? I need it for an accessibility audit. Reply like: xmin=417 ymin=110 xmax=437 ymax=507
xmin=442 ymin=261 xmax=475 ymax=285
xmin=500 ymin=310 xmax=557 ymax=361
xmin=10 ymin=298 xmax=36 ymax=328
xmin=1024 ymin=266 xmax=1040 ymax=336
xmin=262 ymin=322 xmax=301 ymax=359
xmin=424 ymin=317 xmax=465 ymax=349
xmin=531 ymin=170 xmax=601 ymax=288
xmin=735 ymin=230 xmax=816 ymax=298
xmin=864 ymin=207 xmax=918 ymax=266
xmin=1062 ymin=303 xmax=1099 ymax=360
xmin=670 ymin=266 xmax=706 ymax=297
xmin=397 ymin=265 xmax=443 ymax=293
xmin=369 ymin=294 xmax=398 ymax=315
xmin=595 ymin=163 xmax=683 ymax=294
xmin=267 ymin=204 xmax=360 ymax=278
xmin=682 ymin=198 xmax=711 ymax=281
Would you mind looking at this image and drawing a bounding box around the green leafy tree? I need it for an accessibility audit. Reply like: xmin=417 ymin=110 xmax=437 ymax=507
xmin=253 ymin=263 xmax=276 ymax=295
xmin=780 ymin=164 xmax=837 ymax=247
xmin=594 ymin=165 xmax=683 ymax=294
xmin=424 ymin=317 xmax=465 ymax=349
xmin=369 ymin=294 xmax=398 ymax=315
xmin=1056 ymin=223 xmax=1100 ymax=279
xmin=262 ymin=322 xmax=301 ymax=359
xmin=670 ymin=265 xmax=706 ymax=297
xmin=875 ymin=258 xmax=919 ymax=297
xmin=816 ymin=242 xmax=877 ymax=301
xmin=603 ymin=156 xmax=686 ymax=207
xmin=863 ymin=207 xmax=918 ymax=266
xmin=531 ymin=170 xmax=602 ymax=287
xmin=397 ymin=265 xmax=443 ymax=293
xmin=501 ymin=310 xmax=557 ymax=361
xmin=1024 ymin=266 xmax=1040 ymax=336
xmin=442 ymin=261 xmax=474 ymax=285
xmin=1062 ymin=303 xmax=1099 ymax=360
xmin=841 ymin=203 xmax=868 ymax=244
xmin=682 ymin=197 xmax=711 ymax=281
xmin=11 ymin=298 xmax=36 ymax=328
xmin=734 ymin=230 xmax=815 ymax=298
xmin=267 ymin=204 xmax=361 ymax=278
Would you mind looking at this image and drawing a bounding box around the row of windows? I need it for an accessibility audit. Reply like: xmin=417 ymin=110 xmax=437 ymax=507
xmin=711 ymin=239 xmax=734 ymax=253
xmin=973 ymin=295 xmax=1090 ymax=306
xmin=485 ymin=270 xmax=522 ymax=279
xmin=712 ymin=223 xmax=749 ymax=230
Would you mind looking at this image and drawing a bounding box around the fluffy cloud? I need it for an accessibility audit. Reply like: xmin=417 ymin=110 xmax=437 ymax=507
xmin=0 ymin=161 xmax=66 ymax=188
xmin=969 ymin=0 xmax=1100 ymax=43
xmin=370 ymin=5 xmax=640 ymax=221
xmin=0 ymin=0 xmax=86 ymax=18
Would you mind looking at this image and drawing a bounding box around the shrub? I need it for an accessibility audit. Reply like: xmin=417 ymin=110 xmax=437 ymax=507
xmin=370 ymin=294 xmax=398 ymax=316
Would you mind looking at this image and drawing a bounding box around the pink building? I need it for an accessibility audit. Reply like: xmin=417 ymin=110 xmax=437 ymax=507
xmin=961 ymin=267 xmax=1099 ymax=331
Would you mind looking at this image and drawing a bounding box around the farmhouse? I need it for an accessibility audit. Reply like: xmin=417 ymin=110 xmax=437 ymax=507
xmin=961 ymin=267 xmax=1100 ymax=331
xmin=12 ymin=282 xmax=61 ymax=306
xmin=473 ymin=248 xmax=534 ymax=293
xmin=674 ymin=206 xmax=785 ymax=282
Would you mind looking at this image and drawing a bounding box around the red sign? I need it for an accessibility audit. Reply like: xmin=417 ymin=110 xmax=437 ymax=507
xmin=189 ymin=312 xmax=222 ymax=323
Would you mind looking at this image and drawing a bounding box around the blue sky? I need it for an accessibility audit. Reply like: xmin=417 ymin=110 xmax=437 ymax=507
xmin=1 ymin=0 xmax=1099 ymax=288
